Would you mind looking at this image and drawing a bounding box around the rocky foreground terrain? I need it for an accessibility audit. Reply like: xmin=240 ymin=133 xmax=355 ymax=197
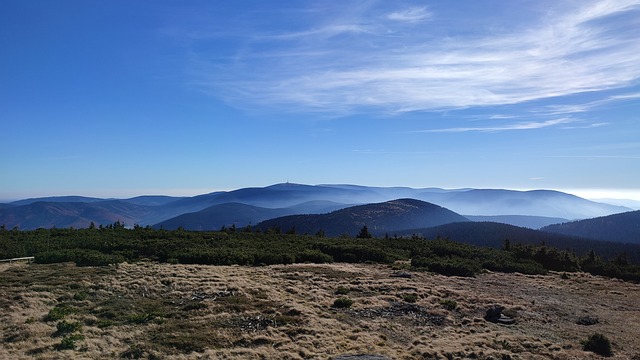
xmin=1 ymin=261 xmax=639 ymax=359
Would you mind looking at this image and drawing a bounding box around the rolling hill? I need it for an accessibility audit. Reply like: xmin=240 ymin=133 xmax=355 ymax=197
xmin=154 ymin=200 xmax=347 ymax=230
xmin=0 ymin=201 xmax=151 ymax=230
xmin=541 ymin=210 xmax=640 ymax=244
xmin=465 ymin=215 xmax=569 ymax=229
xmin=255 ymin=198 xmax=469 ymax=237
xmin=394 ymin=221 xmax=640 ymax=263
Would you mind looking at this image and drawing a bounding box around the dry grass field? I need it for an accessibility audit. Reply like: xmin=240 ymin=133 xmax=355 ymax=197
xmin=2 ymin=261 xmax=640 ymax=359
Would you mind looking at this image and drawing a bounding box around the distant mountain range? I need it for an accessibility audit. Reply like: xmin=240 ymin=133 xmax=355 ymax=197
xmin=1 ymin=183 xmax=635 ymax=244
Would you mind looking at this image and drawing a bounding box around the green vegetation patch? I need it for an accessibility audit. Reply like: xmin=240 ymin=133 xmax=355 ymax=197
xmin=1 ymin=226 xmax=639 ymax=281
xmin=55 ymin=334 xmax=84 ymax=351
xmin=45 ymin=304 xmax=76 ymax=322
xmin=440 ymin=299 xmax=458 ymax=311
xmin=54 ymin=320 xmax=82 ymax=336
xmin=332 ymin=297 xmax=354 ymax=309
xmin=89 ymin=297 xmax=171 ymax=326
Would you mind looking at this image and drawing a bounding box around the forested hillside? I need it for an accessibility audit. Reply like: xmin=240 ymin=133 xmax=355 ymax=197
xmin=542 ymin=210 xmax=640 ymax=244
xmin=395 ymin=221 xmax=640 ymax=263
xmin=255 ymin=199 xmax=469 ymax=237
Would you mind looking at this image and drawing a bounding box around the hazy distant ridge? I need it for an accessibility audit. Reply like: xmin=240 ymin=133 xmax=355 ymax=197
xmin=0 ymin=183 xmax=631 ymax=231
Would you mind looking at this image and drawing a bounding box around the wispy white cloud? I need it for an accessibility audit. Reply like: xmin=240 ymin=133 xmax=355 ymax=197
xmin=188 ymin=0 xmax=640 ymax=115
xmin=542 ymin=91 xmax=640 ymax=115
xmin=262 ymin=24 xmax=374 ymax=40
xmin=561 ymin=122 xmax=608 ymax=129
xmin=546 ymin=155 xmax=640 ymax=159
xmin=418 ymin=118 xmax=574 ymax=133
xmin=386 ymin=7 xmax=431 ymax=23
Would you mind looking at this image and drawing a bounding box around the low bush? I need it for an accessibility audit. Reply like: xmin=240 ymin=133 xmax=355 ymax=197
xmin=582 ymin=333 xmax=613 ymax=357
xmin=34 ymin=250 xmax=77 ymax=264
xmin=332 ymin=297 xmax=353 ymax=309
xmin=296 ymin=249 xmax=333 ymax=263
xmin=45 ymin=305 xmax=75 ymax=322
xmin=74 ymin=250 xmax=123 ymax=267
xmin=402 ymin=293 xmax=418 ymax=303
xmin=412 ymin=256 xmax=480 ymax=277
xmin=55 ymin=320 xmax=81 ymax=336
xmin=335 ymin=286 xmax=350 ymax=295
xmin=55 ymin=334 xmax=84 ymax=351
xmin=440 ymin=299 xmax=457 ymax=311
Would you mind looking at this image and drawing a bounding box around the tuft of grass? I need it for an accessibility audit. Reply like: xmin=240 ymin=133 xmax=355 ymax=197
xmin=181 ymin=302 xmax=208 ymax=311
xmin=127 ymin=313 xmax=160 ymax=325
xmin=583 ymin=333 xmax=613 ymax=357
xmin=89 ymin=297 xmax=170 ymax=326
xmin=332 ymin=297 xmax=353 ymax=309
xmin=120 ymin=343 xmax=157 ymax=359
xmin=4 ymin=326 xmax=31 ymax=343
xmin=73 ymin=291 xmax=88 ymax=301
xmin=150 ymin=321 xmax=224 ymax=354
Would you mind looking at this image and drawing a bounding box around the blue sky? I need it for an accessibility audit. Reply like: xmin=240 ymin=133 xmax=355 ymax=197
xmin=1 ymin=0 xmax=639 ymax=201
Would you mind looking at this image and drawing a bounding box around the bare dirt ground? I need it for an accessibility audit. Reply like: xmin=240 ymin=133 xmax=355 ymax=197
xmin=1 ymin=261 xmax=639 ymax=359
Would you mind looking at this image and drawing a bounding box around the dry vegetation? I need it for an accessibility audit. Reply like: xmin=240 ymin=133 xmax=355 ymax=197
xmin=1 ymin=261 xmax=640 ymax=359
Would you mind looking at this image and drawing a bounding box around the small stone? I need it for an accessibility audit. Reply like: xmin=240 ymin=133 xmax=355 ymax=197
xmin=576 ymin=316 xmax=599 ymax=326
xmin=484 ymin=305 xmax=515 ymax=325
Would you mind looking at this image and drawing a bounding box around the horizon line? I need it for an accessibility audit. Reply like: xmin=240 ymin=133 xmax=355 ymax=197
xmin=2 ymin=183 xmax=640 ymax=203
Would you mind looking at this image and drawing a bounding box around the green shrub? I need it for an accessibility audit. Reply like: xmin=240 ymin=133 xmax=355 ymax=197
xmin=335 ymin=286 xmax=350 ymax=295
xmin=55 ymin=334 xmax=84 ymax=350
xmin=440 ymin=299 xmax=457 ymax=311
xmin=412 ymin=256 xmax=480 ymax=277
xmin=45 ymin=305 xmax=75 ymax=322
xmin=332 ymin=297 xmax=353 ymax=309
xmin=72 ymin=292 xmax=88 ymax=301
xmin=127 ymin=313 xmax=158 ymax=324
xmin=296 ymin=249 xmax=333 ymax=263
xmin=582 ymin=333 xmax=613 ymax=357
xmin=34 ymin=250 xmax=77 ymax=264
xmin=55 ymin=320 xmax=82 ymax=336
xmin=74 ymin=250 xmax=123 ymax=267
xmin=402 ymin=293 xmax=418 ymax=303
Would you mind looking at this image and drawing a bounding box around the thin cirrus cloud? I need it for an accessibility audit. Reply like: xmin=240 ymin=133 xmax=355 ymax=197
xmin=189 ymin=1 xmax=640 ymax=115
xmin=541 ymin=92 xmax=640 ymax=115
xmin=386 ymin=7 xmax=431 ymax=23
xmin=418 ymin=118 xmax=575 ymax=133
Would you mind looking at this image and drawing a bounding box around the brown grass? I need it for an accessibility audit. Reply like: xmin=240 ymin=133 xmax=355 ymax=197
xmin=1 ymin=261 xmax=640 ymax=359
